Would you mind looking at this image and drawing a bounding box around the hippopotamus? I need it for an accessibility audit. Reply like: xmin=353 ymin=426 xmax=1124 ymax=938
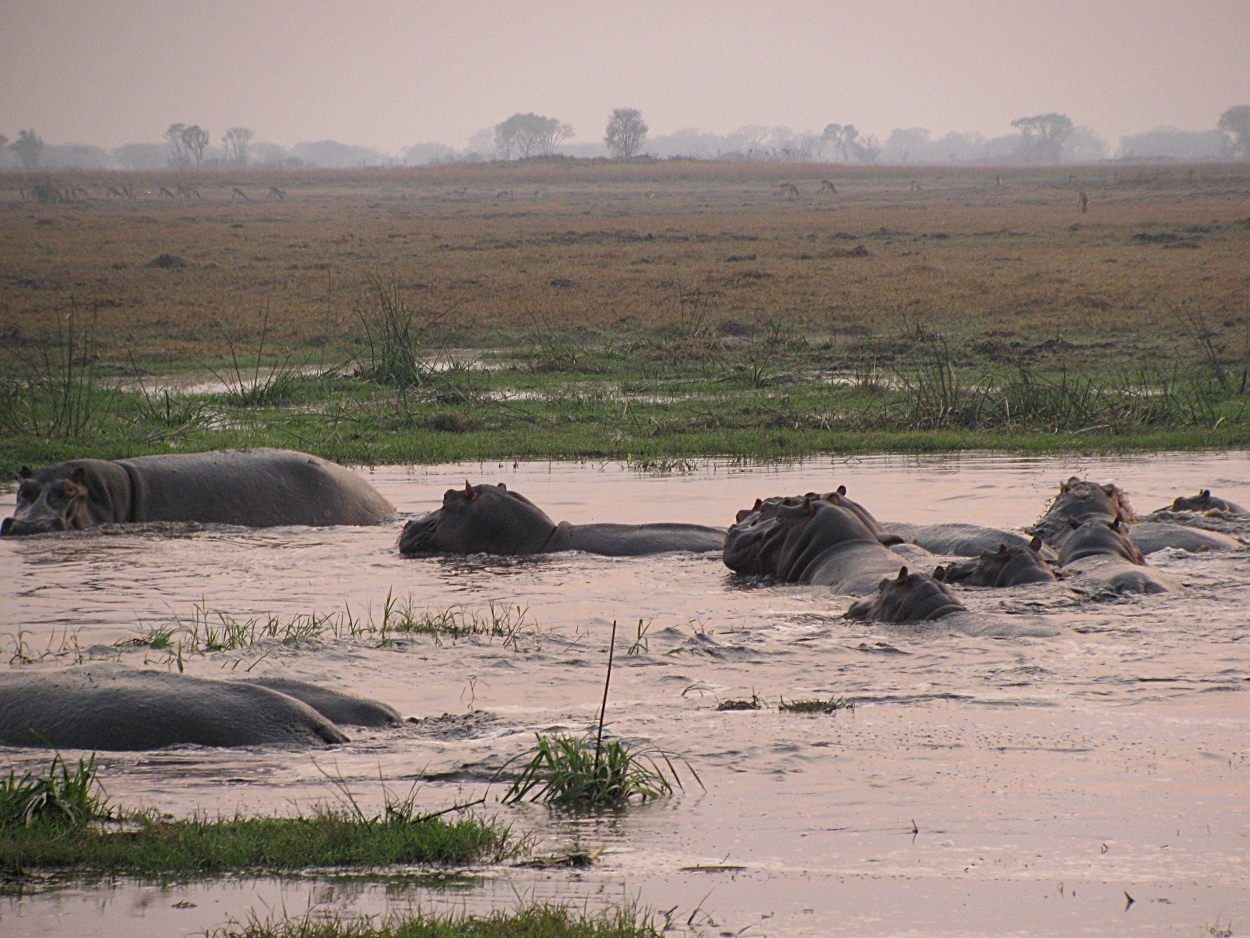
xmin=399 ymin=482 xmax=725 ymax=556
xmin=1159 ymin=490 xmax=1246 ymax=515
xmin=1028 ymin=477 xmax=1137 ymax=547
xmin=2 ymin=449 xmax=394 ymax=535
xmin=880 ymin=521 xmax=1051 ymax=558
xmin=845 ymin=567 xmax=967 ymax=622
xmin=0 ymin=666 xmax=406 ymax=750
xmin=1057 ymin=518 xmax=1180 ymax=594
xmin=938 ymin=537 xmax=1057 ymax=587
xmin=723 ymin=493 xmax=912 ymax=593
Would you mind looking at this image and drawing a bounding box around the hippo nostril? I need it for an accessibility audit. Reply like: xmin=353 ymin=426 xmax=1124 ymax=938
xmin=0 ymin=518 xmax=11 ymax=536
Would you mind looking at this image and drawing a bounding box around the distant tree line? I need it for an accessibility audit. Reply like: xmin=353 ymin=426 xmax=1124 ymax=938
xmin=2 ymin=105 xmax=1248 ymax=171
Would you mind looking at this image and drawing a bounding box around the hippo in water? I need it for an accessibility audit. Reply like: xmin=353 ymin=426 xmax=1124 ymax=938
xmin=1057 ymin=517 xmax=1180 ymax=594
xmin=938 ymin=537 xmax=1057 ymax=587
xmin=3 ymin=449 xmax=393 ymax=535
xmin=0 ymin=666 xmax=402 ymax=750
xmin=1160 ymin=490 xmax=1246 ymax=515
xmin=399 ymin=482 xmax=725 ymax=556
xmin=845 ymin=567 xmax=968 ymax=622
xmin=723 ymin=493 xmax=912 ymax=593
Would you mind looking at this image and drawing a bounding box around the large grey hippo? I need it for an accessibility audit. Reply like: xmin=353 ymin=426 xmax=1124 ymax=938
xmin=3 ymin=449 xmax=394 ymax=535
xmin=1057 ymin=518 xmax=1180 ymax=594
xmin=723 ymin=493 xmax=912 ymax=594
xmin=0 ymin=667 xmax=401 ymax=750
xmin=399 ymin=482 xmax=725 ymax=556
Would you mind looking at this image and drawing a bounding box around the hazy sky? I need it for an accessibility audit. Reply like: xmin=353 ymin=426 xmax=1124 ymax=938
xmin=1 ymin=0 xmax=1247 ymax=151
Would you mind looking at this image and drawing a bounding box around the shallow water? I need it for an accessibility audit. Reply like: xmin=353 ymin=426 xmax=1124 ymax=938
xmin=2 ymin=453 xmax=1248 ymax=937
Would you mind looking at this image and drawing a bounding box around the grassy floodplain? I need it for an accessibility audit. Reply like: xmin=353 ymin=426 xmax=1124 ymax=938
xmin=2 ymin=159 xmax=1250 ymax=473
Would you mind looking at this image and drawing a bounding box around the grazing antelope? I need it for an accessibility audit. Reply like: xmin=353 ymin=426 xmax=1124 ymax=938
xmin=493 ymin=189 xmax=513 ymax=201
xmin=910 ymin=180 xmax=922 ymax=192
xmin=642 ymin=189 xmax=654 ymax=199
xmin=176 ymin=186 xmax=201 ymax=199
xmin=779 ymin=182 xmax=800 ymax=199
xmin=122 ymin=187 xmax=136 ymax=199
xmin=267 ymin=186 xmax=285 ymax=201
xmin=159 ymin=186 xmax=175 ymax=199
xmin=232 ymin=187 xmax=252 ymax=202
xmin=820 ymin=179 xmax=837 ymax=194
xmin=107 ymin=185 xmax=124 ymax=198
xmin=995 ymin=175 xmax=1003 ymax=187
xmin=532 ymin=187 xmax=548 ymax=200
xmin=1078 ymin=191 xmax=1088 ymax=214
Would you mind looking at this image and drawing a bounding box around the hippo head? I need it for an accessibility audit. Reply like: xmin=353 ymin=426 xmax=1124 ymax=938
xmin=845 ymin=566 xmax=967 ymax=623
xmin=397 ymin=482 xmax=559 ymax=556
xmin=1169 ymin=489 xmax=1243 ymax=514
xmin=2 ymin=466 xmax=96 ymax=536
xmin=1059 ymin=517 xmax=1145 ymax=566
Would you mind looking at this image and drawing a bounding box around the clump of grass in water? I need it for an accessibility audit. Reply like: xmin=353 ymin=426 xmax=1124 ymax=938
xmin=1 ymin=757 xmax=512 ymax=874
xmin=0 ymin=755 xmax=107 ymax=830
xmin=716 ymin=693 xmax=763 ymax=711
xmin=358 ymin=275 xmax=447 ymax=388
xmin=213 ymin=903 xmax=662 ymax=938
xmin=502 ymin=621 xmax=698 ymax=810
xmin=778 ymin=697 xmax=853 ymax=714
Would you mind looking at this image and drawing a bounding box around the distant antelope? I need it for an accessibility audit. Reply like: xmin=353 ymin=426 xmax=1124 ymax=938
xmin=1068 ymin=174 xmax=1077 ymax=184
xmin=122 ymin=187 xmax=136 ymax=199
xmin=1078 ymin=191 xmax=1088 ymax=214
xmin=820 ymin=179 xmax=837 ymax=194
xmin=779 ymin=182 xmax=800 ymax=200
xmin=159 ymin=186 xmax=175 ymax=199
xmin=76 ymin=186 xmax=90 ymax=199
xmin=267 ymin=186 xmax=285 ymax=201
xmin=106 ymin=185 xmax=124 ymax=198
xmin=493 ymin=189 xmax=513 ymax=201
xmin=995 ymin=175 xmax=1003 ymax=187
xmin=176 ymin=185 xmax=201 ymax=199
xmin=642 ymin=189 xmax=655 ymax=199
xmin=532 ymin=187 xmax=548 ymax=200
xmin=910 ymin=180 xmax=922 ymax=192
xmin=232 ymin=187 xmax=252 ymax=202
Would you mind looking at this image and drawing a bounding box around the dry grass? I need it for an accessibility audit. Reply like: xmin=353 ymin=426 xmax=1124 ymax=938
xmin=2 ymin=161 xmax=1248 ymax=366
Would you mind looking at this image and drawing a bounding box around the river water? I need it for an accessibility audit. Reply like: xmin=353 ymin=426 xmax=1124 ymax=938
xmin=2 ymin=452 xmax=1248 ymax=937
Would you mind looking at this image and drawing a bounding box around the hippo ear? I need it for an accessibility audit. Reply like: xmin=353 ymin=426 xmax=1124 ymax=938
xmin=70 ymin=467 xmax=88 ymax=485
xmin=1200 ymin=489 xmax=1211 ymax=499
xmin=498 ymin=482 xmax=507 ymax=491
xmin=463 ymin=481 xmax=479 ymax=501
xmin=933 ymin=565 xmax=947 ymax=582
xmin=828 ymin=491 xmax=842 ymax=505
xmin=752 ymin=499 xmax=762 ymax=510
xmin=836 ymin=484 xmax=847 ymax=496
xmin=19 ymin=466 xmax=32 ymax=479
xmin=1101 ymin=484 xmax=1116 ymax=496
xmin=1029 ymin=535 xmax=1042 ymax=551
xmin=1111 ymin=516 xmax=1121 ymax=531
xmin=997 ymin=544 xmax=1009 ymax=557
xmin=896 ymin=566 xmax=909 ymax=581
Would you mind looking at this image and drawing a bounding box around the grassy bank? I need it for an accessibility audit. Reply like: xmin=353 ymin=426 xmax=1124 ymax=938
xmin=3 ymin=320 xmax=1248 ymax=478
xmin=1 ymin=756 xmax=511 ymax=875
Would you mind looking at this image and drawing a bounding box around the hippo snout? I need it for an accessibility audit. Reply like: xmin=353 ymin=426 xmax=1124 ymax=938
xmin=0 ymin=517 xmax=10 ymax=536
xmin=1 ymin=514 xmax=67 ymax=536
xmin=397 ymin=514 xmax=439 ymax=555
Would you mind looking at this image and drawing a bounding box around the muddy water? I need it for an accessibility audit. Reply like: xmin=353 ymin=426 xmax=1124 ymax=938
xmin=2 ymin=453 xmax=1248 ymax=937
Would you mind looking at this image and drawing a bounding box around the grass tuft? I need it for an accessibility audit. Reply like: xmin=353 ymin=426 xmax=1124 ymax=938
xmin=0 ymin=755 xmax=107 ymax=830
xmin=778 ymin=697 xmax=853 ymax=714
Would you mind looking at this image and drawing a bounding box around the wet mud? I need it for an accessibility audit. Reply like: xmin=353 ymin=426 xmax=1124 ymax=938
xmin=1 ymin=452 xmax=1248 ymax=936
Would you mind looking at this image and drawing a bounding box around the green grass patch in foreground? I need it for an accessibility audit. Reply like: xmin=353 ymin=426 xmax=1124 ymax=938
xmin=1 ymin=757 xmax=511 ymax=875
xmin=214 ymin=904 xmax=661 ymax=938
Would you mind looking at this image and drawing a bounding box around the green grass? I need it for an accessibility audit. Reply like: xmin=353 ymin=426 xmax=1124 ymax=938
xmin=0 ymin=756 xmax=512 ymax=875
xmin=214 ymin=904 xmax=662 ymax=938
xmin=3 ymin=324 xmax=1249 ymax=479
xmin=0 ymin=755 xmax=106 ymax=830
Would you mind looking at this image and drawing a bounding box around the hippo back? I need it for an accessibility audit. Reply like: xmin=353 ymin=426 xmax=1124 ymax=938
xmin=120 ymin=449 xmax=393 ymax=527
xmin=0 ymin=666 xmax=349 ymax=750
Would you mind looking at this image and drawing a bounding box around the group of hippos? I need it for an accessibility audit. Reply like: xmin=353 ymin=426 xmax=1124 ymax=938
xmin=2 ymin=448 xmax=1245 ymax=753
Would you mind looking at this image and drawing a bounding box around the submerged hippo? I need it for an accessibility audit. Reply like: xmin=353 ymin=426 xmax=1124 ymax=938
xmin=881 ymin=521 xmax=1047 ymax=558
xmin=939 ymin=537 xmax=1057 ymax=587
xmin=845 ymin=567 xmax=968 ymax=622
xmin=3 ymin=449 xmax=394 ymax=535
xmin=0 ymin=667 xmax=405 ymax=750
xmin=1057 ymin=518 xmax=1179 ymax=594
xmin=723 ymin=492 xmax=912 ymax=594
xmin=1160 ymin=490 xmax=1246 ymax=515
xmin=399 ymin=482 xmax=725 ymax=556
